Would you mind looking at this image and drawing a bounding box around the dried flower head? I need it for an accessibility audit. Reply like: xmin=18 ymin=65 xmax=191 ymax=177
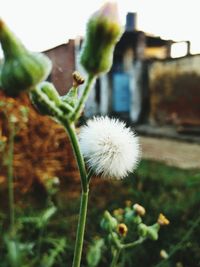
xmin=79 ymin=116 xmax=141 ymax=179
xmin=72 ymin=71 xmax=85 ymax=87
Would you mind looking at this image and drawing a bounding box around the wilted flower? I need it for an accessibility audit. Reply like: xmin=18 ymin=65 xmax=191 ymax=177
xmin=79 ymin=116 xmax=141 ymax=179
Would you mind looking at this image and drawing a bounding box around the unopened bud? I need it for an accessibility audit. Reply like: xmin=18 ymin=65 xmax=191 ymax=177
xmin=100 ymin=211 xmax=118 ymax=231
xmin=160 ymin=249 xmax=169 ymax=259
xmin=133 ymin=203 xmax=146 ymax=216
xmin=137 ymin=223 xmax=148 ymax=237
xmin=80 ymin=2 xmax=124 ymax=75
xmin=147 ymin=223 xmax=160 ymax=241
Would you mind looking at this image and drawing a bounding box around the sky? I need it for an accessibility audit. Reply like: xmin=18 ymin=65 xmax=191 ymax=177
xmin=0 ymin=0 xmax=200 ymax=58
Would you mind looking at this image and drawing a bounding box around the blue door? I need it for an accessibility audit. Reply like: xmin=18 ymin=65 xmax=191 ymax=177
xmin=112 ymin=73 xmax=130 ymax=112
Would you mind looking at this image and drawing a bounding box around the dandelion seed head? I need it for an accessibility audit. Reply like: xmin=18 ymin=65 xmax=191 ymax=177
xmin=79 ymin=116 xmax=141 ymax=179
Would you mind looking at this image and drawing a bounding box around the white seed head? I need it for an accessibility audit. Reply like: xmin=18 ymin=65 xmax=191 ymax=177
xmin=79 ymin=116 xmax=141 ymax=179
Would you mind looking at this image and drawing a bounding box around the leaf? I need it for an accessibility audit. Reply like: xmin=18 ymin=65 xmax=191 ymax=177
xmin=86 ymin=238 xmax=105 ymax=267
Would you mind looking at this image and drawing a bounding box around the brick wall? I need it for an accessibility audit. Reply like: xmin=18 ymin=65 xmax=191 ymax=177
xmin=149 ymin=55 xmax=200 ymax=126
xmin=44 ymin=40 xmax=75 ymax=96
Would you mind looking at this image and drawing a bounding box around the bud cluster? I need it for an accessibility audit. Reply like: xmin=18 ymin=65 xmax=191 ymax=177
xmin=100 ymin=201 xmax=170 ymax=250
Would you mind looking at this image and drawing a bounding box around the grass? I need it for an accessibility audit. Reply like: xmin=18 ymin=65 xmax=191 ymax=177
xmin=1 ymin=159 xmax=200 ymax=267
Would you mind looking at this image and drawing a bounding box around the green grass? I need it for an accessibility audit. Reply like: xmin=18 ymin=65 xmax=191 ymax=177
xmin=1 ymin=159 xmax=200 ymax=267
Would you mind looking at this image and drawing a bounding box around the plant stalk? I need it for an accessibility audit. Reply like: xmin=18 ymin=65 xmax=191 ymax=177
xmin=121 ymin=237 xmax=146 ymax=249
xmin=72 ymin=190 xmax=89 ymax=267
xmin=62 ymin=119 xmax=88 ymax=192
xmin=110 ymin=248 xmax=121 ymax=267
xmin=61 ymin=118 xmax=89 ymax=267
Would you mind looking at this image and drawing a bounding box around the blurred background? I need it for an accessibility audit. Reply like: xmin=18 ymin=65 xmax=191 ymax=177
xmin=0 ymin=1 xmax=200 ymax=267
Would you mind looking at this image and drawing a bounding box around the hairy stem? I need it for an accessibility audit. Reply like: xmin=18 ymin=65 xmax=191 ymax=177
xmin=72 ymin=190 xmax=89 ymax=267
xmin=61 ymin=118 xmax=89 ymax=267
xmin=62 ymin=119 xmax=88 ymax=192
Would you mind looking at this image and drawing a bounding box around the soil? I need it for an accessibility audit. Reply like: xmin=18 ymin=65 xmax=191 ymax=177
xmin=140 ymin=136 xmax=200 ymax=169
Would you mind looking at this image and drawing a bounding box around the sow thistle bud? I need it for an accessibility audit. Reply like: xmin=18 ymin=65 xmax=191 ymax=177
xmin=30 ymin=82 xmax=61 ymax=117
xmin=80 ymin=2 xmax=124 ymax=75
xmin=100 ymin=211 xmax=118 ymax=231
xmin=0 ymin=19 xmax=52 ymax=95
xmin=138 ymin=223 xmax=160 ymax=240
xmin=117 ymin=223 xmax=128 ymax=237
xmin=133 ymin=203 xmax=146 ymax=217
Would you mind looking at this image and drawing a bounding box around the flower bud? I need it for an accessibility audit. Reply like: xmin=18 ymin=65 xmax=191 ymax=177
xmin=30 ymin=82 xmax=61 ymax=116
xmin=0 ymin=19 xmax=52 ymax=95
xmin=80 ymin=2 xmax=124 ymax=75
xmin=137 ymin=223 xmax=148 ymax=237
xmin=100 ymin=211 xmax=118 ymax=231
xmin=117 ymin=223 xmax=128 ymax=237
xmin=113 ymin=208 xmax=124 ymax=222
xmin=160 ymin=249 xmax=169 ymax=259
xmin=133 ymin=203 xmax=146 ymax=217
xmin=147 ymin=223 xmax=160 ymax=241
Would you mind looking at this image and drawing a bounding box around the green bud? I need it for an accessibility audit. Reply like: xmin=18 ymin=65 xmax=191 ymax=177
xmin=61 ymin=86 xmax=78 ymax=108
xmin=80 ymin=2 xmax=124 ymax=75
xmin=147 ymin=223 xmax=160 ymax=241
xmin=137 ymin=223 xmax=148 ymax=237
xmin=124 ymin=208 xmax=142 ymax=225
xmin=30 ymin=82 xmax=61 ymax=117
xmin=100 ymin=211 xmax=118 ymax=231
xmin=40 ymin=81 xmax=61 ymax=106
xmin=0 ymin=19 xmax=52 ymax=95
xmin=107 ymin=232 xmax=119 ymax=246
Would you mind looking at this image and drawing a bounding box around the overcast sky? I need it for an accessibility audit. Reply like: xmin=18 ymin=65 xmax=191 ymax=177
xmin=0 ymin=0 xmax=200 ymax=57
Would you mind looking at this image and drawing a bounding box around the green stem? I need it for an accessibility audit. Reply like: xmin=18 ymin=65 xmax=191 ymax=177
xmin=7 ymin=117 xmax=15 ymax=233
xmin=110 ymin=248 xmax=121 ymax=267
xmin=121 ymin=237 xmax=146 ymax=249
xmin=61 ymin=118 xmax=89 ymax=267
xmin=70 ymin=74 xmax=96 ymax=122
xmin=86 ymin=169 xmax=94 ymax=184
xmin=72 ymin=190 xmax=89 ymax=267
xmin=62 ymin=119 xmax=88 ymax=192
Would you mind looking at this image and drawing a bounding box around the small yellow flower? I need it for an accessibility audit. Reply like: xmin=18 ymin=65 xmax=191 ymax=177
xmin=157 ymin=213 xmax=170 ymax=226
xmin=117 ymin=223 xmax=128 ymax=237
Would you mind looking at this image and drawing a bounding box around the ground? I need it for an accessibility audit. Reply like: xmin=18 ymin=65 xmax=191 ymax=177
xmin=140 ymin=136 xmax=200 ymax=169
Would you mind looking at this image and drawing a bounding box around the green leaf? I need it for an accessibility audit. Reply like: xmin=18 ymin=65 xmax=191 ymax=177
xmin=86 ymin=238 xmax=105 ymax=267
